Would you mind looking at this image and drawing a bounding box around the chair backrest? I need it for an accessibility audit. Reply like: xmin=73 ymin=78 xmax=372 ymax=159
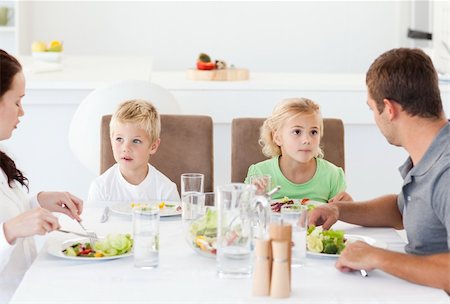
xmin=231 ymin=117 xmax=345 ymax=183
xmin=101 ymin=114 xmax=214 ymax=193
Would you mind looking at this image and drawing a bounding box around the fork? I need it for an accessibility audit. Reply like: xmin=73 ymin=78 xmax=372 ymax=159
xmin=77 ymin=221 xmax=98 ymax=247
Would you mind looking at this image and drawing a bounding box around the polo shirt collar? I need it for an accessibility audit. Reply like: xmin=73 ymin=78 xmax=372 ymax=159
xmin=399 ymin=121 xmax=450 ymax=180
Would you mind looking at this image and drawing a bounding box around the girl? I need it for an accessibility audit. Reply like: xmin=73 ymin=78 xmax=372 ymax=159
xmin=245 ymin=98 xmax=352 ymax=203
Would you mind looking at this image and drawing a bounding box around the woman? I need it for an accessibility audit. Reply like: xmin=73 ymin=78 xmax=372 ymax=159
xmin=0 ymin=49 xmax=83 ymax=302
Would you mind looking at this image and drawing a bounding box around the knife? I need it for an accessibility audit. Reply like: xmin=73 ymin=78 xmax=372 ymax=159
xmin=57 ymin=229 xmax=98 ymax=239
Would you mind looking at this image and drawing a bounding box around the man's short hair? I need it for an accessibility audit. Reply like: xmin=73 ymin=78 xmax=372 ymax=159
xmin=366 ymin=48 xmax=443 ymax=119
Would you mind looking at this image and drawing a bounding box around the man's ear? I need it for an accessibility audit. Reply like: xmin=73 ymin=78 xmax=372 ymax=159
xmin=383 ymin=98 xmax=399 ymax=121
xmin=149 ymin=138 xmax=161 ymax=155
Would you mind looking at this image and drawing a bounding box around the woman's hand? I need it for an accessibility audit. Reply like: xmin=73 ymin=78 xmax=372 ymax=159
xmin=3 ymin=207 xmax=60 ymax=244
xmin=328 ymin=191 xmax=353 ymax=203
xmin=37 ymin=191 xmax=83 ymax=221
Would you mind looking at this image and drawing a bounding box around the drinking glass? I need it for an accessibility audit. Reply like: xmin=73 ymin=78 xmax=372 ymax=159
xmin=248 ymin=174 xmax=272 ymax=195
xmin=133 ymin=205 xmax=159 ymax=269
xmin=281 ymin=204 xmax=307 ymax=267
xmin=181 ymin=173 xmax=204 ymax=222
xmin=186 ymin=192 xmax=217 ymax=258
xmin=216 ymin=183 xmax=255 ymax=278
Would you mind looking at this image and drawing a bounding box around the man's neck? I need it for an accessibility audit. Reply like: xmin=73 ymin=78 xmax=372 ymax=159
xmin=401 ymin=116 xmax=448 ymax=165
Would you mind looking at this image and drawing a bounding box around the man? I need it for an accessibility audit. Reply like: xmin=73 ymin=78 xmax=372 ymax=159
xmin=309 ymin=48 xmax=450 ymax=292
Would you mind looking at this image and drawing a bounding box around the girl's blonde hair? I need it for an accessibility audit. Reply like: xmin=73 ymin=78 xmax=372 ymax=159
xmin=110 ymin=99 xmax=160 ymax=143
xmin=260 ymin=97 xmax=324 ymax=158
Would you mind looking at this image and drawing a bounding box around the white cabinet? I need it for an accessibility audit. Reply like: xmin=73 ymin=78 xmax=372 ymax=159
xmin=0 ymin=0 xmax=19 ymax=54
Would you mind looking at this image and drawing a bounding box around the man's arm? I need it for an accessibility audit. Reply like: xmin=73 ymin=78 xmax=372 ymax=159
xmin=336 ymin=242 xmax=450 ymax=293
xmin=336 ymin=194 xmax=403 ymax=229
xmin=309 ymin=194 xmax=403 ymax=230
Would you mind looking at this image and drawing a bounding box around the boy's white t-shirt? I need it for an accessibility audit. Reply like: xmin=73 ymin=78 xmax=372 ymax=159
xmin=87 ymin=163 xmax=180 ymax=202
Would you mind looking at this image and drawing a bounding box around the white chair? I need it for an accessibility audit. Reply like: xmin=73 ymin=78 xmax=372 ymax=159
xmin=68 ymin=79 xmax=181 ymax=175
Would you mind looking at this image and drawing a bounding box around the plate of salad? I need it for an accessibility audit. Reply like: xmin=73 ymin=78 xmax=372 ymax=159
xmin=110 ymin=201 xmax=182 ymax=217
xmin=306 ymin=226 xmax=386 ymax=257
xmin=48 ymin=233 xmax=133 ymax=260
xmin=271 ymin=197 xmax=324 ymax=213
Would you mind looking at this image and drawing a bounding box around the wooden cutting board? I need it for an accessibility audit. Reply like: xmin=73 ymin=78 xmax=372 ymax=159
xmin=187 ymin=68 xmax=249 ymax=81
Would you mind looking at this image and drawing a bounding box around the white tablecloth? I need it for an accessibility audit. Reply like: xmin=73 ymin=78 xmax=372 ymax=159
xmin=10 ymin=206 xmax=449 ymax=304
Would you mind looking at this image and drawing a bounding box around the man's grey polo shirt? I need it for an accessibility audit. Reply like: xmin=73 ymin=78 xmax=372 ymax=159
xmin=397 ymin=121 xmax=450 ymax=255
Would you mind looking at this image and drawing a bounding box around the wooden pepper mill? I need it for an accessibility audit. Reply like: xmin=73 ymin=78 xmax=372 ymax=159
xmin=269 ymin=222 xmax=292 ymax=298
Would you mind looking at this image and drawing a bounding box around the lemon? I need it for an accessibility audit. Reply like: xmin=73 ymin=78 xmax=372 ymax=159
xmin=31 ymin=41 xmax=47 ymax=52
xmin=48 ymin=40 xmax=63 ymax=52
xmin=307 ymin=235 xmax=324 ymax=253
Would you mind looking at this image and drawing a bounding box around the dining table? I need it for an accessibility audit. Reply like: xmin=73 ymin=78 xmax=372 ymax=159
xmin=10 ymin=203 xmax=449 ymax=304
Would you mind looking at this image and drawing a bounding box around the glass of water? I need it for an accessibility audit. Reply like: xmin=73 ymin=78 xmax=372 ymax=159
xmin=133 ymin=205 xmax=159 ymax=269
xmin=181 ymin=173 xmax=204 ymax=222
xmin=281 ymin=204 xmax=308 ymax=267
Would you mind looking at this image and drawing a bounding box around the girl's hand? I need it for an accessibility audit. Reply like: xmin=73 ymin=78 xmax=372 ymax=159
xmin=329 ymin=191 xmax=353 ymax=203
xmin=3 ymin=207 xmax=60 ymax=244
xmin=37 ymin=191 xmax=83 ymax=221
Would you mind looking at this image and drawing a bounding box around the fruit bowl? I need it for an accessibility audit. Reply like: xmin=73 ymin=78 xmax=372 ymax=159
xmin=186 ymin=207 xmax=217 ymax=258
xmin=32 ymin=51 xmax=63 ymax=63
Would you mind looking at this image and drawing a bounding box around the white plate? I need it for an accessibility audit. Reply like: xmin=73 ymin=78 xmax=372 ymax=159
xmin=110 ymin=201 xmax=182 ymax=217
xmin=47 ymin=238 xmax=132 ymax=261
xmin=306 ymin=234 xmax=387 ymax=257
xmin=270 ymin=198 xmax=325 ymax=213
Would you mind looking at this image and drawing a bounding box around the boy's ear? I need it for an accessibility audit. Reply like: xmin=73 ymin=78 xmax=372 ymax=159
xmin=149 ymin=138 xmax=160 ymax=155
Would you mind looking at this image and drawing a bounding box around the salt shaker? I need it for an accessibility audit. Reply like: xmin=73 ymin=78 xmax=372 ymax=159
xmin=252 ymin=239 xmax=272 ymax=296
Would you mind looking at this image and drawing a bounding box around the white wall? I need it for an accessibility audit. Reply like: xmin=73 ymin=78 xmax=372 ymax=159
xmin=18 ymin=1 xmax=409 ymax=73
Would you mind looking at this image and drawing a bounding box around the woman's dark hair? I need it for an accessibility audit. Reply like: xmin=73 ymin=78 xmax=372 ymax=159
xmin=0 ymin=49 xmax=29 ymax=190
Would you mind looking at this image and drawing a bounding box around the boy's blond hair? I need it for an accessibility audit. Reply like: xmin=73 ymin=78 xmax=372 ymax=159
xmin=110 ymin=99 xmax=160 ymax=143
xmin=260 ymin=97 xmax=324 ymax=158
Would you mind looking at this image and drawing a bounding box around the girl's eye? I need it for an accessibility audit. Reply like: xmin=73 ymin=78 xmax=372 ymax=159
xmin=311 ymin=130 xmax=319 ymax=136
xmin=292 ymin=129 xmax=302 ymax=135
xmin=115 ymin=137 xmax=123 ymax=143
xmin=133 ymin=139 xmax=142 ymax=144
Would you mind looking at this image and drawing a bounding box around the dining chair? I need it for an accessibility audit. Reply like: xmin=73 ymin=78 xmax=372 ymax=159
xmin=101 ymin=114 xmax=214 ymax=193
xmin=231 ymin=117 xmax=345 ymax=183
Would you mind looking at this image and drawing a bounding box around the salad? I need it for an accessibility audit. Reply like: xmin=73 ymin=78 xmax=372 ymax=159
xmin=62 ymin=233 xmax=133 ymax=258
xmin=306 ymin=225 xmax=346 ymax=255
xmin=271 ymin=197 xmax=314 ymax=213
xmin=131 ymin=202 xmax=181 ymax=212
xmin=189 ymin=208 xmax=217 ymax=256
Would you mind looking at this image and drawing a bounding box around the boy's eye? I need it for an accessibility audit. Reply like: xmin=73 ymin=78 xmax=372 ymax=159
xmin=133 ymin=139 xmax=142 ymax=144
xmin=115 ymin=137 xmax=123 ymax=143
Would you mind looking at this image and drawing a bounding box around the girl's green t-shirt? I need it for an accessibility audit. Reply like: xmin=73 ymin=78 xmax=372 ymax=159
xmin=245 ymin=156 xmax=346 ymax=203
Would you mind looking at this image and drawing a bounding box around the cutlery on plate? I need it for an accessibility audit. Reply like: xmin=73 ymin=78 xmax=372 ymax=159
xmin=100 ymin=206 xmax=110 ymax=223
xmin=76 ymin=221 xmax=99 ymax=246
xmin=57 ymin=229 xmax=99 ymax=239
xmin=360 ymin=269 xmax=368 ymax=277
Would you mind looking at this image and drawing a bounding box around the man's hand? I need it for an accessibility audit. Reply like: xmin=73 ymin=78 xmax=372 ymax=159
xmin=308 ymin=203 xmax=339 ymax=230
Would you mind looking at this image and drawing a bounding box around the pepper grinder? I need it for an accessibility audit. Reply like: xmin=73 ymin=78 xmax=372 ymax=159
xmin=270 ymin=240 xmax=290 ymax=298
xmin=269 ymin=221 xmax=292 ymax=290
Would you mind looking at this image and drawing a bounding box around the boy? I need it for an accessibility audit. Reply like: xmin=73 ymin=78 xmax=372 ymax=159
xmin=87 ymin=99 xmax=180 ymax=202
